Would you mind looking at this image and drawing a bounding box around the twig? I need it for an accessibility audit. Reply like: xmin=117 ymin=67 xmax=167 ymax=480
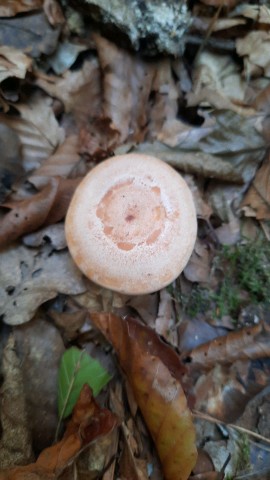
xmin=193 ymin=409 xmax=270 ymax=447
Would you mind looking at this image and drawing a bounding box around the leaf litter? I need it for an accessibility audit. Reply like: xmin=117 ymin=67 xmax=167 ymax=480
xmin=1 ymin=1 xmax=270 ymax=479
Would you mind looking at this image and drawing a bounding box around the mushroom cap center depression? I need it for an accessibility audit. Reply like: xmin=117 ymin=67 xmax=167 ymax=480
xmin=96 ymin=179 xmax=167 ymax=251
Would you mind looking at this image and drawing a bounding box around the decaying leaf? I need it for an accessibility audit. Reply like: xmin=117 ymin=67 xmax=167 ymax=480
xmin=1 ymin=384 xmax=118 ymax=479
xmin=91 ymin=313 xmax=197 ymax=480
xmin=0 ymin=244 xmax=86 ymax=325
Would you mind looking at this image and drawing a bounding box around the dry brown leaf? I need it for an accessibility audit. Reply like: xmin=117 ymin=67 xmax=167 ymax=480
xmin=0 ymin=46 xmax=32 ymax=83
xmin=94 ymin=34 xmax=156 ymax=143
xmin=236 ymin=31 xmax=270 ymax=77
xmin=43 ymin=0 xmax=65 ymax=27
xmin=0 ymin=11 xmax=60 ymax=58
xmin=241 ymin=155 xmax=270 ymax=220
xmin=91 ymin=313 xmax=197 ymax=480
xmin=239 ymin=4 xmax=270 ymax=23
xmin=184 ymin=239 xmax=211 ymax=284
xmin=35 ymin=59 xmax=101 ymax=122
xmin=0 ymin=181 xmax=58 ymax=249
xmin=0 ymin=0 xmax=42 ymax=16
xmin=1 ymin=385 xmax=118 ymax=480
xmin=185 ymin=322 xmax=270 ymax=370
xmin=155 ymin=288 xmax=175 ymax=343
xmin=0 ymin=336 xmax=33 ymax=469
xmin=0 ymin=95 xmax=64 ymax=171
xmin=43 ymin=177 xmax=82 ymax=225
xmin=29 ymin=135 xmax=82 ymax=185
xmin=148 ymin=59 xmax=180 ymax=141
xmin=0 ymin=244 xmax=86 ymax=325
xmin=119 ymin=422 xmax=148 ymax=480
xmin=187 ymin=51 xmax=248 ymax=114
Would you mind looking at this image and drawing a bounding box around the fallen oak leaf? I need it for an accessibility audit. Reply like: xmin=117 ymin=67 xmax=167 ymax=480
xmin=91 ymin=313 xmax=197 ymax=480
xmin=0 ymin=385 xmax=118 ymax=480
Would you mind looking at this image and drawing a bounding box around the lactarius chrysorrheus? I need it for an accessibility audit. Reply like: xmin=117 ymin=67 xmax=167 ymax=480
xmin=65 ymin=154 xmax=197 ymax=295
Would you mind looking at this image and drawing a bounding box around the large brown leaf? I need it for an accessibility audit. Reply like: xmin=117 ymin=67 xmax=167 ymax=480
xmin=91 ymin=313 xmax=197 ymax=480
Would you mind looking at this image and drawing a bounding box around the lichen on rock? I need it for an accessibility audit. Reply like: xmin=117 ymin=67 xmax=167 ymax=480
xmin=76 ymin=0 xmax=190 ymax=55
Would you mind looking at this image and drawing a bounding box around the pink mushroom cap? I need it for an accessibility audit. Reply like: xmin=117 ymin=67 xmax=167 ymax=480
xmin=65 ymin=153 xmax=197 ymax=295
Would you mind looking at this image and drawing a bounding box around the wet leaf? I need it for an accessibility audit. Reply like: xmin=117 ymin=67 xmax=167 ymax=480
xmin=0 ymin=244 xmax=86 ymax=325
xmin=91 ymin=313 xmax=197 ymax=480
xmin=58 ymin=346 xmax=111 ymax=419
xmin=1 ymin=384 xmax=118 ymax=479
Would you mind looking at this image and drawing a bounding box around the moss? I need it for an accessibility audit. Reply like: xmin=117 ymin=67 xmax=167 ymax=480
xmin=176 ymin=237 xmax=270 ymax=320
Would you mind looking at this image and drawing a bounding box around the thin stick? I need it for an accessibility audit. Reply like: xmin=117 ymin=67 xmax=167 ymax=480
xmin=193 ymin=410 xmax=270 ymax=447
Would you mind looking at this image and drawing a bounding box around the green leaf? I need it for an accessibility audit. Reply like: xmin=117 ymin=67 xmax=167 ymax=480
xmin=58 ymin=347 xmax=111 ymax=419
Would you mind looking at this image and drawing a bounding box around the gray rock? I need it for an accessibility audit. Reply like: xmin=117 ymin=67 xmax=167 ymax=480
xmin=76 ymin=0 xmax=190 ymax=55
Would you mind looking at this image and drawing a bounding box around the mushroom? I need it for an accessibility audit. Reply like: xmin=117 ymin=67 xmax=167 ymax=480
xmin=65 ymin=153 xmax=197 ymax=295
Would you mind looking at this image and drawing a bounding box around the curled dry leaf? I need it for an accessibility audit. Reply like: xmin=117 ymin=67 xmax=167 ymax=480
xmin=0 ymin=46 xmax=32 ymax=83
xmin=91 ymin=313 xmax=197 ymax=480
xmin=185 ymin=322 xmax=270 ymax=370
xmin=1 ymin=384 xmax=118 ymax=480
